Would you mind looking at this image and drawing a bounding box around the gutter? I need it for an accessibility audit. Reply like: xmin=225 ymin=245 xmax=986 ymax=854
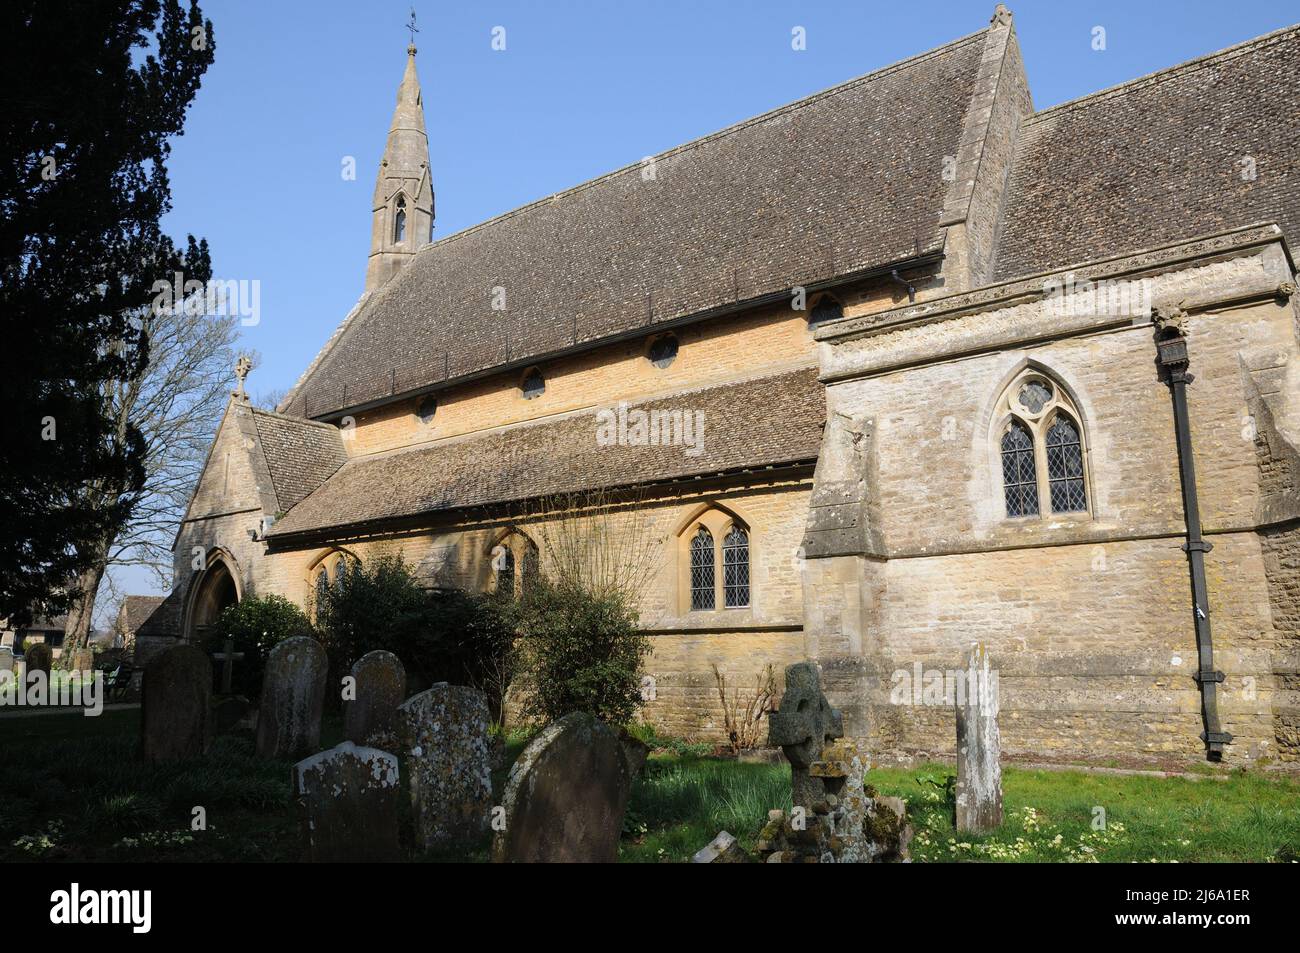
xmin=1153 ymin=305 xmax=1231 ymax=760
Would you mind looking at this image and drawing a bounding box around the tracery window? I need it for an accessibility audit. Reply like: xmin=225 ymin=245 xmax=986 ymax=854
xmin=681 ymin=509 xmax=753 ymax=614
xmin=993 ymin=370 xmax=1090 ymax=519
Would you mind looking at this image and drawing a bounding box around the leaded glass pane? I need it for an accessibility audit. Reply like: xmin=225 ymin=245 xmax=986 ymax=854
xmin=722 ymin=526 xmax=750 ymax=608
xmin=1046 ymin=415 xmax=1087 ymax=513
xmin=690 ymin=527 xmax=715 ymax=611
xmin=1001 ymin=420 xmax=1039 ymax=517
xmin=1018 ymin=380 xmax=1053 ymax=414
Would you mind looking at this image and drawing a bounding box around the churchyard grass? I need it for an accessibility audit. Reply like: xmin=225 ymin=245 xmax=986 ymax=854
xmin=2 ymin=710 xmax=1297 ymax=862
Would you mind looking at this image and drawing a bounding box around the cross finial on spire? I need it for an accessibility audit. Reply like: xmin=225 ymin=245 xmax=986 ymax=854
xmin=234 ymin=354 xmax=252 ymax=399
xmin=406 ymin=6 xmax=419 ymax=55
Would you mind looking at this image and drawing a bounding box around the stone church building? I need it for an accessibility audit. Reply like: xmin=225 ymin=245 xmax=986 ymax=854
xmin=148 ymin=7 xmax=1300 ymax=767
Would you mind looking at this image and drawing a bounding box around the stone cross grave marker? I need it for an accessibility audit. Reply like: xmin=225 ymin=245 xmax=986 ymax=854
xmin=767 ymin=660 xmax=844 ymax=809
xmin=211 ymin=638 xmax=245 ymax=695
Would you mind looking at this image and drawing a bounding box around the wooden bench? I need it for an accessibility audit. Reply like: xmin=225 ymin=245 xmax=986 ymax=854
xmin=104 ymin=661 xmax=135 ymax=701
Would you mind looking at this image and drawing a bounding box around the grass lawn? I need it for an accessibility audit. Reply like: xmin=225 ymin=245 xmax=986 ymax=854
xmin=3 ymin=709 xmax=1297 ymax=862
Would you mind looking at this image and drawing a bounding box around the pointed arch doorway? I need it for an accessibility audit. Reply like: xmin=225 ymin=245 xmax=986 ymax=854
xmin=184 ymin=552 xmax=241 ymax=643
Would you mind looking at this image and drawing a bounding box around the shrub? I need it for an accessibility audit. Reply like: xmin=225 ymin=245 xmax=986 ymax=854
xmin=207 ymin=595 xmax=314 ymax=698
xmin=313 ymin=555 xmax=515 ymax=702
xmin=512 ymin=578 xmax=650 ymax=726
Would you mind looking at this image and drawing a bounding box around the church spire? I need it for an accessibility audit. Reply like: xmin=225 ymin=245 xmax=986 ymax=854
xmin=365 ymin=37 xmax=434 ymax=293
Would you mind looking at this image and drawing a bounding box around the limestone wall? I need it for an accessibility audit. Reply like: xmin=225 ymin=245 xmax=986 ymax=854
xmin=811 ymin=232 xmax=1300 ymax=767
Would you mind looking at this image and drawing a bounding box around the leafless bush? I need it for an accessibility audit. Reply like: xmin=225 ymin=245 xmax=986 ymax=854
xmin=712 ymin=663 xmax=777 ymax=754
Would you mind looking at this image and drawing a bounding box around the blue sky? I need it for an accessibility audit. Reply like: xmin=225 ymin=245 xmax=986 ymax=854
xmin=118 ymin=0 xmax=1298 ymax=604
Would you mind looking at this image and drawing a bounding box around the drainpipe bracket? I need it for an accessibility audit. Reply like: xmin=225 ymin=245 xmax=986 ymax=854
xmin=1201 ymin=730 xmax=1234 ymax=746
xmin=1193 ymin=669 xmax=1226 ymax=684
xmin=1182 ymin=540 xmax=1214 ymax=554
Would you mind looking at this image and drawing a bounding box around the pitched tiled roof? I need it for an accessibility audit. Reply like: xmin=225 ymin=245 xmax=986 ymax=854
xmin=994 ymin=24 xmax=1300 ymax=282
xmin=271 ymin=367 xmax=824 ymax=539
xmin=250 ymin=408 xmax=349 ymax=512
xmin=284 ymin=31 xmax=987 ymax=419
xmin=118 ymin=595 xmax=165 ymax=634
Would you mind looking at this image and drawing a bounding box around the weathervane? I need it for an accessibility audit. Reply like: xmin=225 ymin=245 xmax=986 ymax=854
xmin=406 ymin=6 xmax=419 ymax=54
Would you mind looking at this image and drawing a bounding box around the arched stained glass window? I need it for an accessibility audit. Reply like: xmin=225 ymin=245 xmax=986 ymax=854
xmin=314 ymin=566 xmax=330 ymax=608
xmin=722 ymin=526 xmax=750 ymax=608
xmin=394 ymin=195 xmax=407 ymax=243
xmin=1046 ymin=414 xmax=1087 ymax=513
xmin=1001 ymin=420 xmax=1039 ymax=518
xmin=334 ymin=558 xmax=348 ymax=591
xmin=690 ymin=527 xmax=715 ymax=611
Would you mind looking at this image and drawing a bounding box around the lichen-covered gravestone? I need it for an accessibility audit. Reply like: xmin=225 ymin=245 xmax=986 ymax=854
xmin=344 ymin=650 xmax=406 ymax=747
xmin=24 ymin=642 xmax=52 ymax=682
xmin=761 ymin=660 xmax=912 ymax=863
xmin=492 ymin=711 xmax=633 ymax=863
xmin=256 ymin=636 xmax=328 ymax=760
xmin=141 ymin=645 xmax=212 ymax=763
xmin=399 ymin=683 xmax=492 ymax=850
xmin=292 ymin=741 xmax=401 ymax=862
xmin=955 ymin=642 xmax=1003 ymax=833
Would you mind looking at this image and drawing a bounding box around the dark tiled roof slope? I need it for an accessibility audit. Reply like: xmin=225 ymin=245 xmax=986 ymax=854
xmin=251 ymin=408 xmax=348 ymax=512
xmin=119 ymin=596 xmax=165 ymax=633
xmin=994 ymin=25 xmax=1300 ymax=282
xmin=286 ymin=33 xmax=986 ymax=418
xmin=272 ymin=367 xmax=824 ymax=538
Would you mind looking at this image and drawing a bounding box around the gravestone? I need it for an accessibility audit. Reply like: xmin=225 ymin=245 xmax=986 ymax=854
xmin=255 ymin=636 xmax=328 ymax=760
xmin=691 ymin=830 xmax=749 ymax=863
xmin=141 ymin=645 xmax=212 ymax=763
xmin=292 ymin=741 xmax=401 ymax=862
xmin=344 ymin=650 xmax=406 ymax=747
xmin=761 ymin=660 xmax=912 ymax=863
xmin=767 ymin=661 xmax=844 ymax=810
xmin=0 ymin=647 xmax=12 ymax=674
xmin=399 ymin=684 xmax=493 ymax=850
xmin=25 ymin=642 xmax=52 ymax=682
xmin=71 ymin=647 xmax=93 ymax=673
xmin=955 ymin=642 xmax=1003 ymax=833
xmin=492 ymin=711 xmax=633 ymax=863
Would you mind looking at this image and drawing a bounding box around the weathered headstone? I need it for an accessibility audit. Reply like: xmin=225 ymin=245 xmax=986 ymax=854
xmin=0 ymin=646 xmax=13 ymax=674
xmin=344 ymin=650 xmax=406 ymax=746
xmin=492 ymin=711 xmax=633 ymax=863
xmin=24 ymin=642 xmax=52 ymax=682
xmin=691 ymin=830 xmax=749 ymax=863
xmin=955 ymin=642 xmax=1003 ymax=833
xmin=761 ymin=660 xmax=912 ymax=863
xmin=399 ymin=683 xmax=493 ymax=850
xmin=141 ymin=644 xmax=212 ymax=763
xmin=767 ymin=661 xmax=844 ymax=809
xmin=71 ymin=647 xmax=93 ymax=674
xmin=255 ymin=636 xmax=328 ymax=760
xmin=292 ymin=741 xmax=401 ymax=862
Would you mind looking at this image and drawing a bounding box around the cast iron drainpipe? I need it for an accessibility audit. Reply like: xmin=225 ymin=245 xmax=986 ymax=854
xmin=1153 ymin=309 xmax=1232 ymax=760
